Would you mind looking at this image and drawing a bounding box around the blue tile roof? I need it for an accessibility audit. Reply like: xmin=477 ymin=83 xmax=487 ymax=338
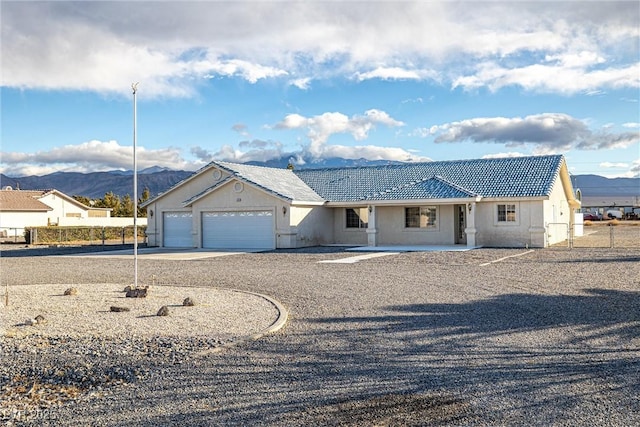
xmin=363 ymin=176 xmax=478 ymax=201
xmin=144 ymin=154 xmax=567 ymax=206
xmin=293 ymin=155 xmax=565 ymax=202
xmin=215 ymin=161 xmax=325 ymax=203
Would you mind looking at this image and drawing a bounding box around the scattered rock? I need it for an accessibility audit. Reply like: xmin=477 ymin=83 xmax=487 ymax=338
xmin=157 ymin=306 xmax=170 ymax=316
xmin=183 ymin=297 xmax=196 ymax=307
xmin=126 ymin=286 xmax=149 ymax=298
xmin=110 ymin=306 xmax=131 ymax=312
xmin=123 ymin=285 xmax=132 ymax=292
xmin=29 ymin=314 xmax=47 ymax=325
xmin=64 ymin=287 xmax=78 ymax=296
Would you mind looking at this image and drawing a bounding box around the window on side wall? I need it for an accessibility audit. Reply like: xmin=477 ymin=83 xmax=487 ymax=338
xmin=405 ymin=206 xmax=437 ymax=229
xmin=346 ymin=207 xmax=368 ymax=229
xmin=497 ymin=203 xmax=517 ymax=223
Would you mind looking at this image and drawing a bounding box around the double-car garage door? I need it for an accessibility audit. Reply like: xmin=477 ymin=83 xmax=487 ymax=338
xmin=163 ymin=210 xmax=275 ymax=249
xmin=202 ymin=210 xmax=275 ymax=250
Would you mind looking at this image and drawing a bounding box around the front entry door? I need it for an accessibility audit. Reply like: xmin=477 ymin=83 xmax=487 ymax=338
xmin=455 ymin=205 xmax=467 ymax=245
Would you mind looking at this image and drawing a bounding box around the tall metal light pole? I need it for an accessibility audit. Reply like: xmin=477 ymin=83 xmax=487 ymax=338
xmin=132 ymin=82 xmax=139 ymax=289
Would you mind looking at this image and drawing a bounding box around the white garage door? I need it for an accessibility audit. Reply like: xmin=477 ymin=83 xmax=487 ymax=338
xmin=163 ymin=212 xmax=193 ymax=247
xmin=202 ymin=210 xmax=275 ymax=250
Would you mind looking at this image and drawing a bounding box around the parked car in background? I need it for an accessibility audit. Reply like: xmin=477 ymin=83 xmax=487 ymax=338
xmin=582 ymin=213 xmax=600 ymax=221
xmin=606 ymin=210 xmax=623 ymax=219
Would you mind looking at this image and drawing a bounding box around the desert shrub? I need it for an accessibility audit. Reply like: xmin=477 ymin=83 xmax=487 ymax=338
xmin=609 ymin=219 xmax=620 ymax=226
xmin=27 ymin=226 xmax=147 ymax=244
xmin=583 ymin=220 xmax=593 ymax=226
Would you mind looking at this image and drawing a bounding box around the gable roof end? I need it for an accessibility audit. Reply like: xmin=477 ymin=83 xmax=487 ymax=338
xmin=214 ymin=161 xmax=325 ymax=203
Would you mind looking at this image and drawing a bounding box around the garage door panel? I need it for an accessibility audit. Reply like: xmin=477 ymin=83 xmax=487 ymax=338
xmin=202 ymin=210 xmax=274 ymax=249
xmin=163 ymin=212 xmax=192 ymax=247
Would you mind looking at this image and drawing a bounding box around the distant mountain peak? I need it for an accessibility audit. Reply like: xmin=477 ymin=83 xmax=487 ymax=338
xmin=107 ymin=166 xmax=172 ymax=176
xmin=1 ymin=158 xmax=638 ymax=200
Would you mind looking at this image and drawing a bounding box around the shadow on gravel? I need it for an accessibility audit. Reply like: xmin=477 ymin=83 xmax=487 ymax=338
xmin=379 ymin=288 xmax=640 ymax=341
xmin=287 ymin=288 xmax=639 ymax=423
xmin=115 ymin=290 xmax=640 ymax=426
xmin=0 ymin=244 xmax=142 ymax=257
xmin=556 ymin=256 xmax=640 ymax=263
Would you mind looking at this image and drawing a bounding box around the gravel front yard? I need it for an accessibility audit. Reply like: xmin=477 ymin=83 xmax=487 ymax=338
xmin=1 ymin=240 xmax=639 ymax=425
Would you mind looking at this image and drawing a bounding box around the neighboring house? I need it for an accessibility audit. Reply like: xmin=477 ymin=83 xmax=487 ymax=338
xmin=142 ymin=154 xmax=580 ymax=250
xmin=0 ymin=188 xmax=146 ymax=238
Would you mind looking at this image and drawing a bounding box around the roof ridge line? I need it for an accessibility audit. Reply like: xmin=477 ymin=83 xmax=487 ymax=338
xmin=432 ymin=175 xmax=479 ymax=197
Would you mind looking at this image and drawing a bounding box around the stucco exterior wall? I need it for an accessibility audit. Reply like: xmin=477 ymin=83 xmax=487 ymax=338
xmin=332 ymin=207 xmax=368 ymax=245
xmin=543 ymin=178 xmax=572 ymax=246
xmin=0 ymin=212 xmax=48 ymax=232
xmin=375 ymin=205 xmax=456 ymax=245
xmin=191 ymin=180 xmax=282 ymax=248
xmin=145 ymin=167 xmax=231 ymax=247
xmin=39 ymin=193 xmax=88 ymax=225
xmin=472 ymin=200 xmax=546 ymax=247
xmin=289 ymin=206 xmax=333 ymax=247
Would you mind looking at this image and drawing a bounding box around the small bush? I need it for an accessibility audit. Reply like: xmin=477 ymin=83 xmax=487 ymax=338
xmin=26 ymin=226 xmax=146 ymax=244
xmin=609 ymin=219 xmax=620 ymax=226
xmin=584 ymin=220 xmax=593 ymax=226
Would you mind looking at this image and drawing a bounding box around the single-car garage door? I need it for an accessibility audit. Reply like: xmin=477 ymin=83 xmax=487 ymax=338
xmin=163 ymin=212 xmax=193 ymax=247
xmin=202 ymin=210 xmax=275 ymax=250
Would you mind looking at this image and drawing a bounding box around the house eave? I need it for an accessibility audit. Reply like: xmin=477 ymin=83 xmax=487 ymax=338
xmin=290 ymin=200 xmax=327 ymax=207
xmin=480 ymin=196 xmax=548 ymax=202
xmin=326 ymin=196 xmax=482 ymax=207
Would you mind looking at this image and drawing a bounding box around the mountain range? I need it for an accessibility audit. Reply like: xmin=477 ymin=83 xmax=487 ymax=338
xmin=1 ymin=159 xmax=638 ymax=200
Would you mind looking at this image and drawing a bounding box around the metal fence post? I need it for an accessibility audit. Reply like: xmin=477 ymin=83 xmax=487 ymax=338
xmin=569 ymin=225 xmax=573 ymax=249
xmin=610 ymin=224 xmax=614 ymax=248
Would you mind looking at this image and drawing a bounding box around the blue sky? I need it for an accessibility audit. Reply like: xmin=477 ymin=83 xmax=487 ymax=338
xmin=1 ymin=1 xmax=639 ymax=178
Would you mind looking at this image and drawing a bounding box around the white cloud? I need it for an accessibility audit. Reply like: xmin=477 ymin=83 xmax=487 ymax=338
xmin=290 ymin=78 xmax=311 ymax=90
xmin=599 ymin=162 xmax=629 ymax=168
xmin=482 ymin=152 xmax=527 ymax=159
xmin=317 ymin=144 xmax=428 ymax=162
xmin=431 ymin=113 xmax=640 ymax=153
xmin=452 ymin=62 xmax=640 ymax=94
xmin=204 ymin=59 xmax=288 ymax=83
xmin=600 ymin=158 xmax=640 ymax=178
xmin=410 ymin=128 xmax=431 ymax=138
xmin=354 ymin=67 xmax=438 ymax=82
xmin=0 ymin=140 xmax=203 ymax=176
xmin=275 ymin=109 xmax=405 ymax=158
xmin=2 ymin=2 xmax=638 ymax=97
xmin=623 ymin=122 xmax=640 ymax=128
xmin=231 ymin=123 xmax=250 ymax=138
xmin=187 ymin=109 xmax=423 ymax=165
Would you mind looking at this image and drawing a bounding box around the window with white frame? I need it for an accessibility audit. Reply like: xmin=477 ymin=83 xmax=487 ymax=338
xmin=346 ymin=207 xmax=368 ymax=229
xmin=497 ymin=203 xmax=517 ymax=222
xmin=405 ymin=206 xmax=437 ymax=229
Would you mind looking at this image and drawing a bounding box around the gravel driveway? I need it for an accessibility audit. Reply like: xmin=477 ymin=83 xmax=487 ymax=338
xmin=1 ymin=244 xmax=639 ymax=426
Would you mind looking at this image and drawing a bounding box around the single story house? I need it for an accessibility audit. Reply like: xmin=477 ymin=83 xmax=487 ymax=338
xmin=142 ymin=154 xmax=580 ymax=249
xmin=0 ymin=188 xmax=146 ymax=239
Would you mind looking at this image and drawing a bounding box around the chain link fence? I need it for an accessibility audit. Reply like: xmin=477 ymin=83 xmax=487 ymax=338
xmin=566 ymin=222 xmax=640 ymax=249
xmin=22 ymin=226 xmax=147 ymax=246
